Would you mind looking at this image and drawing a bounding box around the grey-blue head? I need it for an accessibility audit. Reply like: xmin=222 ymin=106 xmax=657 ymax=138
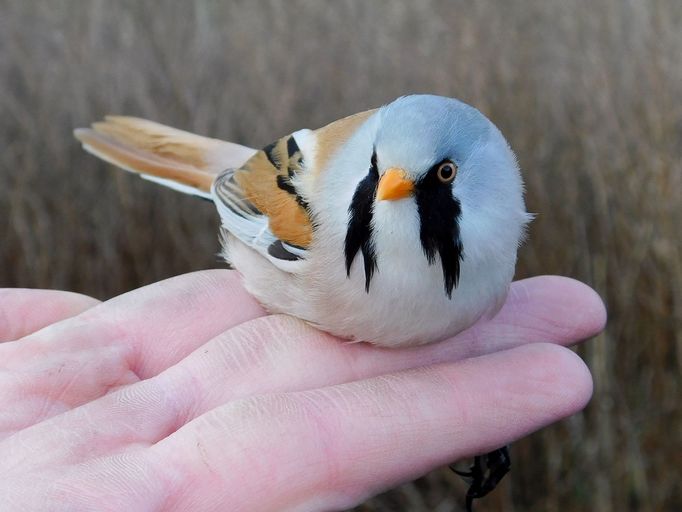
xmin=375 ymin=95 xmax=492 ymax=176
xmin=345 ymin=94 xmax=528 ymax=298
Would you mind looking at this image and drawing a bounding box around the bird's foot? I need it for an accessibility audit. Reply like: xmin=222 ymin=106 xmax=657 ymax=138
xmin=450 ymin=446 xmax=511 ymax=512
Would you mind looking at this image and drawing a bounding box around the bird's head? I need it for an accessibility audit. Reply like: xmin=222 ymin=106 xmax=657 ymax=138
xmin=345 ymin=95 xmax=530 ymax=297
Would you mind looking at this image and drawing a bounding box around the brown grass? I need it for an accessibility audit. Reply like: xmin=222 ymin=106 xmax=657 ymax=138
xmin=1 ymin=1 xmax=680 ymax=510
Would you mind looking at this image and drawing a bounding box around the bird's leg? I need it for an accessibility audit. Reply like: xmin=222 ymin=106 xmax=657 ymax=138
xmin=450 ymin=445 xmax=511 ymax=512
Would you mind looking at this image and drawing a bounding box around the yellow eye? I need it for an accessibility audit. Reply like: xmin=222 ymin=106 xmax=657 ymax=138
xmin=436 ymin=161 xmax=457 ymax=184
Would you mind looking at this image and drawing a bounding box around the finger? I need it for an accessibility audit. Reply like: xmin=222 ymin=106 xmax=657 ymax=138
xmin=0 ymin=289 xmax=99 ymax=342
xmin=446 ymin=275 xmax=606 ymax=360
xmin=2 ymin=270 xmax=264 ymax=375
xmin=149 ymin=275 xmax=604 ymax=418
xmin=152 ymin=343 xmax=592 ymax=511
xmin=2 ymin=344 xmax=589 ymax=511
xmin=161 ymin=275 xmax=604 ymax=416
xmin=1 ymin=276 xmax=604 ymax=471
xmin=0 ymin=270 xmax=264 ymax=435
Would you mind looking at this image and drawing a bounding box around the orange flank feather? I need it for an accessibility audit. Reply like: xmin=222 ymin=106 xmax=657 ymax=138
xmin=313 ymin=109 xmax=376 ymax=173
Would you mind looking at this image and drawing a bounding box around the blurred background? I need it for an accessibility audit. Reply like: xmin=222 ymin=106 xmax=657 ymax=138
xmin=1 ymin=0 xmax=680 ymax=510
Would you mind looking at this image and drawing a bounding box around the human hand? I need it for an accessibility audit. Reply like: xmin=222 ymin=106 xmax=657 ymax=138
xmin=0 ymin=271 xmax=605 ymax=511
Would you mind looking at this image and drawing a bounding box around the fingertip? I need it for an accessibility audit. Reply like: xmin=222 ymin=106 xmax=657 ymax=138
xmin=576 ymin=282 xmax=607 ymax=338
xmin=512 ymin=276 xmax=607 ymax=340
xmin=518 ymin=343 xmax=594 ymax=417
xmin=565 ymin=347 xmax=594 ymax=413
xmin=544 ymin=276 xmax=607 ymax=339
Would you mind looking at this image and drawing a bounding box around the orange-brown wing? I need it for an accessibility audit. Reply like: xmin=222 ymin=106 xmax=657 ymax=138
xmin=235 ymin=134 xmax=313 ymax=247
xmin=212 ymin=130 xmax=314 ymax=268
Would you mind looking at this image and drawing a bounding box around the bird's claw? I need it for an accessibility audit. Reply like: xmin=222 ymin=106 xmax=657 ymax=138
xmin=450 ymin=446 xmax=511 ymax=512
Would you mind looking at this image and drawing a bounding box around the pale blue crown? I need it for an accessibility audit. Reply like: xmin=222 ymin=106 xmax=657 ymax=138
xmin=375 ymin=94 xmax=493 ymax=177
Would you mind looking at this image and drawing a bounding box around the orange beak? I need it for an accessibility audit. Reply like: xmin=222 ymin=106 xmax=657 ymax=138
xmin=376 ymin=168 xmax=414 ymax=201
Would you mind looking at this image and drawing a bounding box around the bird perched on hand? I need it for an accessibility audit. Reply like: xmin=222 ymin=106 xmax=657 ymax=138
xmin=76 ymin=94 xmax=531 ymax=511
xmin=75 ymin=94 xmax=530 ymax=347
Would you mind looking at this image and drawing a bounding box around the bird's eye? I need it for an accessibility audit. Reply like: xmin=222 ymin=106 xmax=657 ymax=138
xmin=436 ymin=161 xmax=457 ymax=184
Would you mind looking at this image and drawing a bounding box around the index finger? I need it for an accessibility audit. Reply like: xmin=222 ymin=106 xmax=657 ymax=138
xmin=151 ymin=344 xmax=593 ymax=511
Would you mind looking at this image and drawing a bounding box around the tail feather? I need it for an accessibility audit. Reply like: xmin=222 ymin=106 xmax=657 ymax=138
xmin=74 ymin=116 xmax=256 ymax=198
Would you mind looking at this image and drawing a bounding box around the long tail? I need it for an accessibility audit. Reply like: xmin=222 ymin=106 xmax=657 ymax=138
xmin=74 ymin=116 xmax=256 ymax=199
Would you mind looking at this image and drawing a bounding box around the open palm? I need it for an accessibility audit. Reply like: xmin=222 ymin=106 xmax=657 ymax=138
xmin=0 ymin=271 xmax=604 ymax=511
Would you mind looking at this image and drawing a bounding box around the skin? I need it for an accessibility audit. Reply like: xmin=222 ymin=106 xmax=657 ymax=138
xmin=0 ymin=270 xmax=605 ymax=511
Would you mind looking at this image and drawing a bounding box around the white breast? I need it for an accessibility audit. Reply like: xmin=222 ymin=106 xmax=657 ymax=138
xmin=226 ymin=212 xmax=512 ymax=347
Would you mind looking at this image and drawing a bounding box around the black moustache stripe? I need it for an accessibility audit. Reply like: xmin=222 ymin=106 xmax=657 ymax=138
xmin=344 ymin=151 xmax=379 ymax=292
xmin=415 ymin=171 xmax=463 ymax=298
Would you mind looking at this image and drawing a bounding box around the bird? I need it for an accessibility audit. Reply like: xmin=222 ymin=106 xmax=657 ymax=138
xmin=75 ymin=94 xmax=530 ymax=348
xmin=75 ymin=94 xmax=531 ymax=511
